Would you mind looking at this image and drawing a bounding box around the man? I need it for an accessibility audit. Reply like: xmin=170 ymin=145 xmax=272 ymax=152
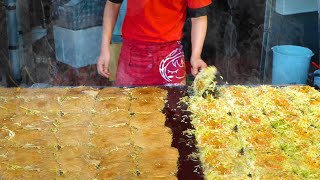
xmin=97 ymin=0 xmax=211 ymax=86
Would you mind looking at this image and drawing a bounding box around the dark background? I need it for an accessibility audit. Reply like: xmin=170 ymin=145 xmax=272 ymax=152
xmin=0 ymin=0 xmax=318 ymax=86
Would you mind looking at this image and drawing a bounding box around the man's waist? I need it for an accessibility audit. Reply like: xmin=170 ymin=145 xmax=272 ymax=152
xmin=122 ymin=38 xmax=182 ymax=49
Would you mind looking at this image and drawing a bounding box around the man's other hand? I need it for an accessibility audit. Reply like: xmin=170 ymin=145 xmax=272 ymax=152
xmin=190 ymin=57 xmax=208 ymax=76
xmin=97 ymin=51 xmax=111 ymax=78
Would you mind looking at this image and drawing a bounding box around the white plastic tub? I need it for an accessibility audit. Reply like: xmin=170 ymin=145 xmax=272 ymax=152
xmin=53 ymin=25 xmax=102 ymax=68
xmin=275 ymin=0 xmax=318 ymax=15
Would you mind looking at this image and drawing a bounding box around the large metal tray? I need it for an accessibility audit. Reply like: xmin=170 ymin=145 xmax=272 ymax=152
xmin=27 ymin=84 xmax=318 ymax=180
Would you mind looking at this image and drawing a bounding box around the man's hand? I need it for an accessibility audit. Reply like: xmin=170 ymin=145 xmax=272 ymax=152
xmin=190 ymin=15 xmax=208 ymax=76
xmin=97 ymin=50 xmax=111 ymax=78
xmin=97 ymin=1 xmax=121 ymax=78
xmin=190 ymin=57 xmax=208 ymax=76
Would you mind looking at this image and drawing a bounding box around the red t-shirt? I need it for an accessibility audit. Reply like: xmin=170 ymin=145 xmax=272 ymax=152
xmin=110 ymin=0 xmax=212 ymax=42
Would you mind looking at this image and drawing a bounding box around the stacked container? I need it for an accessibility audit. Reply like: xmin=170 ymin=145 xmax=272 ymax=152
xmin=52 ymin=0 xmax=127 ymax=68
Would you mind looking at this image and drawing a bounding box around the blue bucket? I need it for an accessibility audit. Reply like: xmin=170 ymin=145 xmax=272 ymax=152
xmin=272 ymin=45 xmax=314 ymax=85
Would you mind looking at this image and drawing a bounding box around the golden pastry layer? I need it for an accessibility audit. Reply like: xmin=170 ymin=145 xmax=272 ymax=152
xmin=0 ymin=87 xmax=179 ymax=179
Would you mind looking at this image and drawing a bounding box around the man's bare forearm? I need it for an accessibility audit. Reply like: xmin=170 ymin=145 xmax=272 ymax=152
xmin=190 ymin=16 xmax=207 ymax=62
xmin=100 ymin=1 xmax=121 ymax=54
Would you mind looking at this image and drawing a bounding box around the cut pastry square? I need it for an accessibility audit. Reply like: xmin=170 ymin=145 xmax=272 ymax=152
xmin=4 ymin=144 xmax=55 ymax=157
xmin=129 ymin=112 xmax=166 ymax=129
xmin=7 ymin=128 xmax=56 ymax=147
xmin=59 ymin=87 xmax=98 ymax=114
xmin=5 ymin=148 xmax=47 ymax=168
xmin=17 ymin=88 xmax=68 ymax=101
xmin=55 ymin=170 xmax=97 ymax=180
xmin=0 ymin=161 xmax=7 ymax=173
xmin=56 ymin=148 xmax=97 ymax=175
xmin=55 ymin=146 xmax=89 ymax=160
xmin=55 ymin=125 xmax=91 ymax=147
xmin=0 ymin=113 xmax=16 ymax=128
xmin=11 ymin=113 xmax=46 ymax=124
xmin=91 ymin=126 xmax=132 ymax=148
xmin=15 ymin=161 xmax=58 ymax=176
xmin=130 ymin=98 xmax=166 ymax=113
xmin=56 ymin=147 xmax=97 ymax=174
xmin=136 ymin=147 xmax=178 ymax=177
xmin=0 ymin=96 xmax=18 ymax=112
xmin=98 ymin=145 xmax=135 ymax=166
xmin=20 ymin=98 xmax=61 ymax=114
xmin=0 ymin=98 xmax=25 ymax=115
xmin=57 ymin=113 xmax=93 ymax=127
xmin=87 ymin=144 xmax=130 ymax=162
xmin=132 ymin=127 xmax=172 ymax=149
xmin=64 ymin=87 xmax=99 ymax=98
xmin=96 ymin=161 xmax=137 ymax=179
xmin=135 ymin=175 xmax=178 ymax=180
xmin=0 ymin=168 xmax=44 ymax=179
xmin=91 ymin=110 xmax=130 ymax=127
xmin=59 ymin=96 xmax=96 ymax=114
xmin=0 ymin=111 xmax=15 ymax=120
xmin=97 ymin=87 xmax=130 ymax=99
xmin=128 ymin=87 xmax=167 ymax=100
xmin=136 ymin=147 xmax=179 ymax=162
xmin=137 ymin=158 xmax=178 ymax=177
xmin=0 ymin=97 xmax=6 ymax=108
xmin=0 ymin=145 xmax=11 ymax=163
xmin=0 ymin=87 xmax=20 ymax=97
xmin=0 ymin=163 xmax=8 ymax=179
xmin=0 ymin=126 xmax=19 ymax=146
xmin=38 ymin=169 xmax=59 ymax=179
xmin=94 ymin=96 xmax=131 ymax=113
xmin=37 ymin=155 xmax=59 ymax=173
xmin=10 ymin=114 xmax=58 ymax=132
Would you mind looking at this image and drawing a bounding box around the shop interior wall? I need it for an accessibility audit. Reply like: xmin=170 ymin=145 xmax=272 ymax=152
xmin=183 ymin=0 xmax=266 ymax=85
xmin=262 ymin=11 xmax=319 ymax=84
xmin=0 ymin=2 xmax=8 ymax=86
xmin=5 ymin=0 xmax=315 ymax=87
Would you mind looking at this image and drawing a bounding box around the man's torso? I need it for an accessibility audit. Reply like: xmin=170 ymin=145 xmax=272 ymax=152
xmin=122 ymin=0 xmax=188 ymax=42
